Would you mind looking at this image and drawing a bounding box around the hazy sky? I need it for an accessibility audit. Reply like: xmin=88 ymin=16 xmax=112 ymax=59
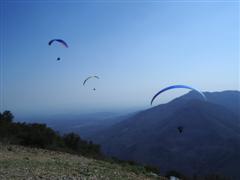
xmin=0 ymin=1 xmax=239 ymax=118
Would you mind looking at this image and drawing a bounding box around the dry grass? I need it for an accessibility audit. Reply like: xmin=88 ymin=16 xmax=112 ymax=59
xmin=0 ymin=143 xmax=167 ymax=180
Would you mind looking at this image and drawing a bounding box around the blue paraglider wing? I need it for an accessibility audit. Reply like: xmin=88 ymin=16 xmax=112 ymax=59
xmin=48 ymin=39 xmax=68 ymax=48
xmin=151 ymin=85 xmax=206 ymax=105
xmin=83 ymin=76 xmax=100 ymax=86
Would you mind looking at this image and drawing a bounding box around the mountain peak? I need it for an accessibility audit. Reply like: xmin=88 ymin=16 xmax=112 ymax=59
xmin=92 ymin=90 xmax=240 ymax=178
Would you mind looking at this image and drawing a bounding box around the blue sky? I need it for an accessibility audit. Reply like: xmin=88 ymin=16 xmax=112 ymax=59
xmin=0 ymin=1 xmax=239 ymax=118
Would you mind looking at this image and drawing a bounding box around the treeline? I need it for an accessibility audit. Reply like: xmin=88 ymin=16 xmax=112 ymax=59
xmin=0 ymin=110 xmax=101 ymax=158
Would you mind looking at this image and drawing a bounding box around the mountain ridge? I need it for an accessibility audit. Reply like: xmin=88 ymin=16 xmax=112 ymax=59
xmin=91 ymin=91 xmax=240 ymax=178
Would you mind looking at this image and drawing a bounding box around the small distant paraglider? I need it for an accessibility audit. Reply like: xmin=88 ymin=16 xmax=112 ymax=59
xmin=48 ymin=39 xmax=68 ymax=61
xmin=48 ymin=39 xmax=68 ymax=48
xmin=83 ymin=76 xmax=100 ymax=91
xmin=83 ymin=76 xmax=99 ymax=86
xmin=150 ymin=85 xmax=206 ymax=105
xmin=177 ymin=126 xmax=184 ymax=133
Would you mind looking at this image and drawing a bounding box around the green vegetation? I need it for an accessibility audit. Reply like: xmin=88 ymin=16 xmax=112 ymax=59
xmin=0 ymin=110 xmax=101 ymax=158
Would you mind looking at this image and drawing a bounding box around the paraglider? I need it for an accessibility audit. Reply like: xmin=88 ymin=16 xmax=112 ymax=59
xmin=48 ymin=39 xmax=68 ymax=61
xmin=83 ymin=76 xmax=100 ymax=86
xmin=177 ymin=126 xmax=184 ymax=133
xmin=48 ymin=39 xmax=68 ymax=48
xmin=151 ymin=85 xmax=206 ymax=105
xmin=83 ymin=76 xmax=100 ymax=91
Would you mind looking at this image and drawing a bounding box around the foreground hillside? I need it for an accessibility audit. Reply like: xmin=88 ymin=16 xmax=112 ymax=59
xmin=0 ymin=143 xmax=166 ymax=180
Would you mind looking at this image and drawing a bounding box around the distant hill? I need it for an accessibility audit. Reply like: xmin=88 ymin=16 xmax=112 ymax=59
xmin=26 ymin=112 xmax=133 ymax=139
xmin=92 ymin=91 xmax=240 ymax=178
xmin=0 ymin=143 xmax=166 ymax=180
xmin=179 ymin=90 xmax=239 ymax=114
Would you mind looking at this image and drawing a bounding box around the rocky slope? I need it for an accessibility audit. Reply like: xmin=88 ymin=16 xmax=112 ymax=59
xmin=0 ymin=143 xmax=166 ymax=180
